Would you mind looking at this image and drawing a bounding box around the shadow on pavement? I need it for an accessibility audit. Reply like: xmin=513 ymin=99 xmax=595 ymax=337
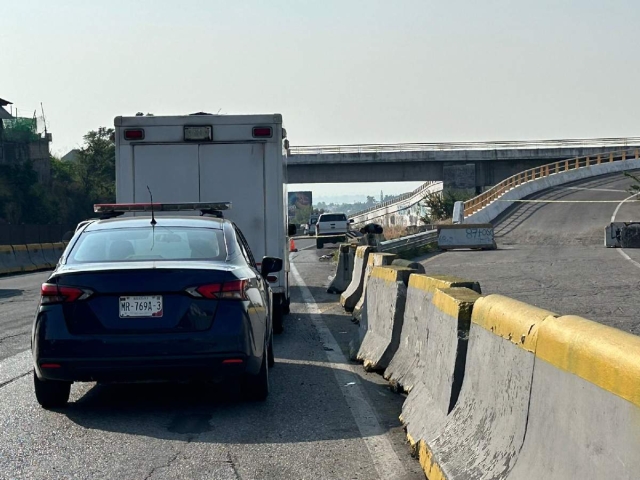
xmin=0 ymin=289 xmax=24 ymax=299
xmin=62 ymin=359 xmax=400 ymax=444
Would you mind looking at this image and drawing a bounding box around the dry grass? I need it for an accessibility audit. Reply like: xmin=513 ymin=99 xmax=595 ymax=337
xmin=382 ymin=225 xmax=408 ymax=240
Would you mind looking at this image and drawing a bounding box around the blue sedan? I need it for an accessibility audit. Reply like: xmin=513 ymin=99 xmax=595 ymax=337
xmin=31 ymin=203 xmax=282 ymax=408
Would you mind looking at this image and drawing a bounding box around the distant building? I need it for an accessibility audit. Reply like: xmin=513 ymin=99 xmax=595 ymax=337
xmin=61 ymin=149 xmax=81 ymax=163
xmin=0 ymin=96 xmax=52 ymax=184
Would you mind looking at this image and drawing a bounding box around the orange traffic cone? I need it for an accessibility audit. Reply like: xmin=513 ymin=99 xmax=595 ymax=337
xmin=290 ymin=238 xmax=298 ymax=252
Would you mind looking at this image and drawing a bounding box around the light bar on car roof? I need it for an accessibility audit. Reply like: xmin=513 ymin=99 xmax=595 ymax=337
xmin=94 ymin=202 xmax=232 ymax=213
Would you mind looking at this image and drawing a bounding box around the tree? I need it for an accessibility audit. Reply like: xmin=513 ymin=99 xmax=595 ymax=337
xmin=420 ymin=190 xmax=473 ymax=223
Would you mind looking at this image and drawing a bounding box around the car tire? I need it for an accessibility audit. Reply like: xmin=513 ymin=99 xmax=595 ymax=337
xmin=267 ymin=334 xmax=275 ymax=368
xmin=273 ymin=296 xmax=284 ymax=334
xmin=316 ymin=239 xmax=324 ymax=249
xmin=282 ymin=296 xmax=290 ymax=315
xmin=33 ymin=371 xmax=71 ymax=409
xmin=243 ymin=351 xmax=269 ymax=401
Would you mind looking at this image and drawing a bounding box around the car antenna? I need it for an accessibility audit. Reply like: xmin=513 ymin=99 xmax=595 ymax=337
xmin=147 ymin=186 xmax=157 ymax=226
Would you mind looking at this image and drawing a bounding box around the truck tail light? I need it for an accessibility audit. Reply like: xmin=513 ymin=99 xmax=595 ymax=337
xmin=123 ymin=129 xmax=145 ymax=140
xmin=252 ymin=127 xmax=272 ymax=138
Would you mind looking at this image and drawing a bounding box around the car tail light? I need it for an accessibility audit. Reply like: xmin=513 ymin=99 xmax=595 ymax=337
xmin=186 ymin=280 xmax=248 ymax=300
xmin=267 ymin=275 xmax=278 ymax=283
xmin=222 ymin=359 xmax=244 ymax=364
xmin=40 ymin=283 xmax=93 ymax=304
xmin=123 ymin=128 xmax=145 ymax=140
xmin=252 ymin=126 xmax=272 ymax=138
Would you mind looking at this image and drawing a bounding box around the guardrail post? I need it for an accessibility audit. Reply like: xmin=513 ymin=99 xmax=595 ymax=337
xmin=585 ymin=156 xmax=590 ymax=167
xmin=597 ymin=155 xmax=601 ymax=164
xmin=575 ymin=157 xmax=580 ymax=169
xmin=564 ymin=160 xmax=569 ymax=171
xmin=610 ymin=153 xmax=614 ymax=162
xmin=636 ymin=149 xmax=639 ymax=159
xmin=622 ymin=151 xmax=626 ymax=161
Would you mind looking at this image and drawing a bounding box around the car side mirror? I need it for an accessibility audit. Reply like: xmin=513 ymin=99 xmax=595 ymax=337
xmin=288 ymin=223 xmax=297 ymax=236
xmin=260 ymin=256 xmax=283 ymax=278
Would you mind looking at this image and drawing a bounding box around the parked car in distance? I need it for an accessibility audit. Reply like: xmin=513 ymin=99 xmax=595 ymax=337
xmin=315 ymin=213 xmax=353 ymax=249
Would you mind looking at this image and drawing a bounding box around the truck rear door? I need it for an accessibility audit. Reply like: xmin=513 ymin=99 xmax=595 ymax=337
xmin=132 ymin=145 xmax=200 ymax=202
xmin=198 ymin=143 xmax=266 ymax=260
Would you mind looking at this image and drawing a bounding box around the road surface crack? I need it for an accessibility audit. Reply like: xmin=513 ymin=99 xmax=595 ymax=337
xmin=0 ymin=332 xmax=28 ymax=343
xmin=143 ymin=451 xmax=180 ymax=480
xmin=0 ymin=371 xmax=31 ymax=390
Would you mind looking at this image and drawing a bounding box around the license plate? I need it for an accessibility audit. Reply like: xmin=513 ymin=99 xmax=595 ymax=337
xmin=119 ymin=296 xmax=163 ymax=318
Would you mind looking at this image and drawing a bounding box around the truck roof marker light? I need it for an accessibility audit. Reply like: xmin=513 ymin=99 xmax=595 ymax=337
xmin=252 ymin=126 xmax=273 ymax=138
xmin=124 ymin=129 xmax=145 ymax=140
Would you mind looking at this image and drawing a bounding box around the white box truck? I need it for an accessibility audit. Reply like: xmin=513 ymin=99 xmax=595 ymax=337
xmin=113 ymin=113 xmax=295 ymax=332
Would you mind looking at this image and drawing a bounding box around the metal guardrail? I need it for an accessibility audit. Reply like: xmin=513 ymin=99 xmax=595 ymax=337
xmin=379 ymin=229 xmax=438 ymax=254
xmin=350 ymin=180 xmax=441 ymax=219
xmin=289 ymin=137 xmax=640 ymax=155
xmin=463 ymin=148 xmax=640 ymax=217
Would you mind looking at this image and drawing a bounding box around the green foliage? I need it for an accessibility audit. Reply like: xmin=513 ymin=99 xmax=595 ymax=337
xmin=2 ymin=117 xmax=39 ymax=143
xmin=0 ymin=127 xmax=116 ymax=225
xmin=624 ymin=172 xmax=640 ymax=195
xmin=420 ymin=190 xmax=474 ymax=223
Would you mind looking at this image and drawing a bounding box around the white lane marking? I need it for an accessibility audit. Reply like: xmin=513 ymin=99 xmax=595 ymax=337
xmin=289 ymin=263 xmax=407 ymax=480
xmin=566 ymin=187 xmax=628 ymax=193
xmin=496 ymin=199 xmax=640 ymax=203
xmin=0 ymin=350 xmax=32 ymax=388
xmin=611 ymin=192 xmax=640 ymax=269
xmin=611 ymin=192 xmax=640 ymax=223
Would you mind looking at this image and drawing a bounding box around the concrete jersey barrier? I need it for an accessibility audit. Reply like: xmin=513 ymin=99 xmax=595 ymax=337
xmin=398 ymin=285 xmax=481 ymax=452
xmin=340 ymin=246 xmax=373 ymax=312
xmin=418 ymin=295 xmax=556 ymax=480
xmin=356 ymin=266 xmax=414 ymax=371
xmin=12 ymin=245 xmax=36 ymax=272
xmin=352 ymin=252 xmax=397 ymax=321
xmin=0 ymin=245 xmax=18 ymax=274
xmin=507 ymin=315 xmax=640 ymax=479
xmin=40 ymin=243 xmax=57 ymax=268
xmin=437 ymin=224 xmax=496 ymax=250
xmin=386 ymin=275 xmax=481 ymax=394
xmin=327 ymin=244 xmax=356 ymax=294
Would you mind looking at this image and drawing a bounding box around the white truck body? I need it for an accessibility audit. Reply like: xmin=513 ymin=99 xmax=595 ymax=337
xmin=113 ymin=113 xmax=291 ymax=301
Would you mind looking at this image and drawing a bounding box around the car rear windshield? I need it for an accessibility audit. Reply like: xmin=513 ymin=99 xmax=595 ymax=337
xmin=319 ymin=214 xmax=347 ymax=222
xmin=67 ymin=226 xmax=227 ymax=264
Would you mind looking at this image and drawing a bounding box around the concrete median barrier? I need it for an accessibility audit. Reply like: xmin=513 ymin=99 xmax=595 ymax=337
xmin=26 ymin=243 xmax=49 ymax=269
xmin=437 ymin=224 xmax=496 ymax=250
xmin=0 ymin=245 xmax=19 ymax=274
xmin=399 ymin=285 xmax=481 ymax=451
xmin=340 ymin=246 xmax=373 ymax=312
xmin=417 ymin=295 xmax=556 ymax=480
xmin=386 ymin=275 xmax=481 ymax=394
xmin=327 ymin=244 xmax=356 ymax=294
xmin=52 ymin=242 xmax=66 ymax=262
xmin=12 ymin=245 xmax=36 ymax=272
xmin=390 ymin=259 xmax=425 ymax=273
xmin=356 ymin=266 xmax=414 ymax=371
xmin=506 ymin=315 xmax=640 ymax=479
xmin=40 ymin=243 xmax=58 ymax=268
xmin=352 ymin=252 xmax=397 ymax=321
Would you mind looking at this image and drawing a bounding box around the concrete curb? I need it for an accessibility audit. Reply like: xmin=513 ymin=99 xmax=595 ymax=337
xmin=13 ymin=245 xmax=37 ymax=272
xmin=385 ymin=275 xmax=481 ymax=394
xmin=418 ymin=295 xmax=556 ymax=480
xmin=356 ymin=266 xmax=415 ymax=371
xmin=340 ymin=246 xmax=373 ymax=312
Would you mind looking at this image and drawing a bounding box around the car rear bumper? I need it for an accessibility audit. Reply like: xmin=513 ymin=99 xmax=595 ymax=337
xmin=317 ymin=234 xmax=347 ymax=244
xmin=34 ymin=353 xmax=259 ymax=383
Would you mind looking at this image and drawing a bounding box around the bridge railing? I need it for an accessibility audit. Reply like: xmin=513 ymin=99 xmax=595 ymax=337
xmin=463 ymin=148 xmax=640 ymax=217
xmin=349 ymin=180 xmax=442 ymax=219
xmin=289 ymin=137 xmax=640 ymax=155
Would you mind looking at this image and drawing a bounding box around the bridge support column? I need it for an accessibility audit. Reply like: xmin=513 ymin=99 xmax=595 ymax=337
xmin=442 ymin=163 xmax=478 ymax=197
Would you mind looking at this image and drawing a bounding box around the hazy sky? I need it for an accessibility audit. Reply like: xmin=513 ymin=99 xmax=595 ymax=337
xmin=3 ymin=0 xmax=639 ymax=197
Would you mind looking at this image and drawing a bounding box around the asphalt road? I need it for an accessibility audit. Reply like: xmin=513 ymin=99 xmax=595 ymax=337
xmin=421 ymin=171 xmax=640 ymax=334
xmin=0 ymin=238 xmax=424 ymax=480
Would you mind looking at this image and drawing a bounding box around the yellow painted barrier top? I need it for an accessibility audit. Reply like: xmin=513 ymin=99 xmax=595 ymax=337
xmin=472 ymin=294 xmax=556 ymax=353
xmin=409 ymin=274 xmax=480 ymax=294
xmin=367 ymin=252 xmax=396 ymax=267
xmin=433 ymin=287 xmax=481 ymax=323
xmin=40 ymin=243 xmax=54 ymax=249
xmin=12 ymin=245 xmax=28 ymax=252
xmin=371 ymin=265 xmax=413 ymax=283
xmin=26 ymin=243 xmax=41 ymax=250
xmin=355 ymin=246 xmax=370 ymax=259
xmin=538 ymin=315 xmax=640 ymax=407
xmin=0 ymin=245 xmax=13 ymax=253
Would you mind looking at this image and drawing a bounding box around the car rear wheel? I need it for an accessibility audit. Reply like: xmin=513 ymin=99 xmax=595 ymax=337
xmin=273 ymin=294 xmax=284 ymax=334
xmin=243 ymin=351 xmax=269 ymax=401
xmin=33 ymin=371 xmax=71 ymax=409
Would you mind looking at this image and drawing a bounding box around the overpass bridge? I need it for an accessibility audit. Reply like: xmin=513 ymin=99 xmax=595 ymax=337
xmin=287 ymin=137 xmax=640 ymax=188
